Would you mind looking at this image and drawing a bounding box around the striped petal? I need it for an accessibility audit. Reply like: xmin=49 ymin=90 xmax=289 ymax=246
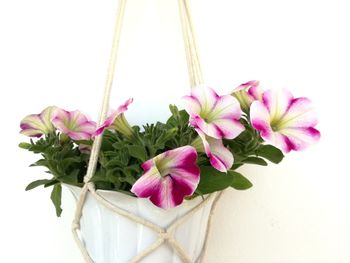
xmin=131 ymin=146 xmax=200 ymax=209
xmin=52 ymin=108 xmax=96 ymax=140
xmin=281 ymin=98 xmax=318 ymax=128
xmin=280 ymin=127 xmax=321 ymax=152
xmin=182 ymin=95 xmax=202 ymax=116
xmin=196 ymin=128 xmax=233 ymax=172
xmin=250 ymin=101 xmax=273 ymax=139
xmin=183 ymin=85 xmax=243 ymax=139
xmin=231 ymin=80 xmax=263 ymax=111
xmin=251 ymin=89 xmax=320 ymax=153
xmin=190 ymin=85 xmax=219 ymax=113
xmin=130 ymin=162 xmax=163 ymax=198
xmin=210 ymin=118 xmax=245 ymax=139
xmin=247 ymin=81 xmax=263 ymax=101
xmin=211 ymin=94 xmax=242 ymax=120
xmin=262 ymin=89 xmax=293 ymax=119
xmin=95 ymin=98 xmax=133 ymax=136
xmin=20 ymin=106 xmax=57 ymax=137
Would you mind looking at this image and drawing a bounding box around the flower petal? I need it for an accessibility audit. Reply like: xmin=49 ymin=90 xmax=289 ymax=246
xmin=251 ymin=89 xmax=320 ymax=152
xmin=211 ymin=94 xmax=242 ymax=120
xmin=20 ymin=128 xmax=43 ymax=138
xmin=210 ymin=118 xmax=245 ymax=139
xmin=20 ymin=114 xmax=46 ymax=131
xmin=250 ymin=101 xmax=273 ymax=139
xmin=196 ymin=128 xmax=233 ymax=172
xmin=131 ymin=146 xmax=200 ymax=209
xmin=192 ymin=115 xmax=244 ymax=140
xmin=182 ymin=95 xmax=202 ymax=116
xmin=131 ymin=162 xmax=162 ymax=198
xmin=262 ymin=89 xmax=293 ymax=118
xmin=206 ymin=137 xmax=234 ymax=172
xmin=281 ymin=97 xmax=318 ymax=128
xmin=247 ymin=81 xmax=263 ymax=101
xmin=52 ymin=108 xmax=96 ymax=140
xmin=156 ymin=146 xmax=199 ymax=175
xmin=280 ymin=127 xmax=321 ymax=152
xmin=20 ymin=106 xmax=57 ymax=137
xmin=265 ymin=132 xmax=294 ymax=153
xmin=52 ymin=109 xmax=71 ymax=133
xmin=184 ymin=86 xmax=243 ymax=139
xmin=232 ymin=80 xmax=259 ymax=93
xmin=190 ymin=85 xmax=220 ymax=113
xmin=40 ymin=106 xmax=57 ymax=130
xmin=95 ymin=98 xmax=133 ymax=136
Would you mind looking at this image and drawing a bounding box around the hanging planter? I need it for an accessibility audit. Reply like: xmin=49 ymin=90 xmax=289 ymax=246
xmin=67 ymin=184 xmax=218 ymax=263
xmin=18 ymin=0 xmax=321 ymax=262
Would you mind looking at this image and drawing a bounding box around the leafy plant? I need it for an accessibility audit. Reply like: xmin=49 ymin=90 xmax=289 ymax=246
xmin=19 ymin=106 xmax=284 ymax=216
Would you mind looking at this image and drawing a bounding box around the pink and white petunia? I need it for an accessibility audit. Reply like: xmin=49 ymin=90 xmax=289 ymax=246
xmin=194 ymin=128 xmax=234 ymax=173
xmin=250 ymin=89 xmax=321 ymax=153
xmin=183 ymin=85 xmax=244 ymax=139
xmin=52 ymin=109 xmax=96 ymax=140
xmin=20 ymin=106 xmax=57 ymax=137
xmin=131 ymin=146 xmax=200 ymax=209
xmin=94 ymin=98 xmax=133 ymax=137
xmin=231 ymin=80 xmax=263 ymax=111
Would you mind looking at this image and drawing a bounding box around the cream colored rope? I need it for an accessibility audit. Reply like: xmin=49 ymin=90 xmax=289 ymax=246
xmin=178 ymin=0 xmax=204 ymax=87
xmin=72 ymin=0 xmax=223 ymax=262
xmin=72 ymin=0 xmax=127 ymax=261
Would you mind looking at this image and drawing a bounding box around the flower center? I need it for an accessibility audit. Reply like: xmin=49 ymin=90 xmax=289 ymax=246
xmin=64 ymin=120 xmax=78 ymax=131
xmin=155 ymin=158 xmax=171 ymax=178
xmin=270 ymin=117 xmax=285 ymax=132
xmin=200 ymin=111 xmax=214 ymax=123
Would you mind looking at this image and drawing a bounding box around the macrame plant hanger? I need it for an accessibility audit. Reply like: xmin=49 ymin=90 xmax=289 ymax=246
xmin=72 ymin=0 xmax=224 ymax=262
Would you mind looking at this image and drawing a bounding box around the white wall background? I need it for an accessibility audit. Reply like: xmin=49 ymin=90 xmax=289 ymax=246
xmin=1 ymin=0 xmax=349 ymax=262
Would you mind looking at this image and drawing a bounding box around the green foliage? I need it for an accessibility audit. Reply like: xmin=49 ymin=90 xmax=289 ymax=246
xmin=50 ymin=184 xmax=62 ymax=217
xmin=25 ymin=179 xmax=57 ymax=191
xmin=19 ymin=105 xmax=285 ymax=216
xmin=230 ymin=171 xmax=253 ymax=190
xmin=242 ymin=157 xmax=268 ymax=166
xmin=196 ymin=166 xmax=234 ymax=195
xmin=256 ymin=144 xmax=284 ymax=164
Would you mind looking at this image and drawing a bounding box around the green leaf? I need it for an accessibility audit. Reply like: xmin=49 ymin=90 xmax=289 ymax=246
xmin=127 ymin=145 xmax=147 ymax=162
xmin=57 ymin=169 xmax=80 ymax=184
xmin=242 ymin=157 xmax=268 ymax=166
xmin=50 ymin=184 xmax=62 ymax=217
xmin=19 ymin=142 xmax=31 ymax=150
xmin=231 ymin=163 xmax=243 ymax=170
xmin=44 ymin=180 xmax=59 ymax=188
xmin=167 ymin=106 xmax=189 ymax=127
xmin=196 ymin=166 xmax=234 ymax=194
xmin=29 ymin=159 xmax=48 ymax=167
xmin=25 ymin=179 xmax=53 ymax=191
xmin=256 ymin=144 xmax=284 ymax=164
xmin=230 ymin=171 xmax=253 ymax=190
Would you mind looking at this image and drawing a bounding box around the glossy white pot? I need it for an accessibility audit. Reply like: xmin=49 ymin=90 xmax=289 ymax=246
xmin=67 ymin=185 xmax=216 ymax=263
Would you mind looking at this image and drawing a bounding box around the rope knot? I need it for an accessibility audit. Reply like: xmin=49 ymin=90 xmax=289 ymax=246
xmin=158 ymin=231 xmax=170 ymax=240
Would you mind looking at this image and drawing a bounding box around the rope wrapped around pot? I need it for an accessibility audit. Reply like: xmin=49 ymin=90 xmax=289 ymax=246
xmin=71 ymin=1 xmax=224 ymax=262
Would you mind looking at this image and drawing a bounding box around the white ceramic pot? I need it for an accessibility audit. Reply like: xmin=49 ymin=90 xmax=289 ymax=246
xmin=67 ymin=185 xmax=216 ymax=263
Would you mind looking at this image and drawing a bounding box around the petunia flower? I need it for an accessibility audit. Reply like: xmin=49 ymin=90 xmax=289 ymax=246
xmin=250 ymin=89 xmax=320 ymax=153
xmin=192 ymin=128 xmax=233 ymax=173
xmin=231 ymin=80 xmax=263 ymax=111
xmin=52 ymin=109 xmax=96 ymax=140
xmin=20 ymin=106 xmax=57 ymax=137
xmin=131 ymin=146 xmax=200 ymax=209
xmin=94 ymin=98 xmax=134 ymax=138
xmin=183 ymin=85 xmax=244 ymax=139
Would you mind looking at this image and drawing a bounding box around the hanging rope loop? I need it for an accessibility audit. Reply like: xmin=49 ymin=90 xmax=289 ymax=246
xmin=71 ymin=1 xmax=222 ymax=262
